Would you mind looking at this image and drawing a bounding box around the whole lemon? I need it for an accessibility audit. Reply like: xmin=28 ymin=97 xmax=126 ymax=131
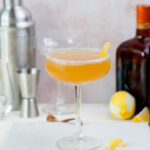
xmin=110 ymin=91 xmax=136 ymax=120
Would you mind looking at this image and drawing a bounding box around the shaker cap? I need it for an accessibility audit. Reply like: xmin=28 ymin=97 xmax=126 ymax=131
xmin=137 ymin=5 xmax=150 ymax=25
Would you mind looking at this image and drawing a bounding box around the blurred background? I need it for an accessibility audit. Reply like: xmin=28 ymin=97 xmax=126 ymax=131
xmin=14 ymin=0 xmax=150 ymax=103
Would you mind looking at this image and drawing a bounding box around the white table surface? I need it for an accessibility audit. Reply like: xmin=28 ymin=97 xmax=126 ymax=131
xmin=0 ymin=103 xmax=149 ymax=150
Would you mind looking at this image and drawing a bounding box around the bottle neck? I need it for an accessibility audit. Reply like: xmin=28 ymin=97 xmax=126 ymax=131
xmin=136 ymin=24 xmax=150 ymax=38
xmin=4 ymin=0 xmax=22 ymax=8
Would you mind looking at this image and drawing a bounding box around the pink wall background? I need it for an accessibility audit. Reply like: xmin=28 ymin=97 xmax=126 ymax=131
xmin=22 ymin=0 xmax=150 ymax=103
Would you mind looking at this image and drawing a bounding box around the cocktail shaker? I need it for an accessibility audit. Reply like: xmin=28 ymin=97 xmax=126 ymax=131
xmin=0 ymin=0 xmax=35 ymax=110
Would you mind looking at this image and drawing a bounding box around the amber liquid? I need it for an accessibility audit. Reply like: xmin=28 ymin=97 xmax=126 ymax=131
xmin=46 ymin=49 xmax=110 ymax=85
xmin=116 ymin=27 xmax=150 ymax=114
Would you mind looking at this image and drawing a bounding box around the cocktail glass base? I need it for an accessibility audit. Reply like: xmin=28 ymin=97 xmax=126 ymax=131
xmin=56 ymin=136 xmax=101 ymax=150
xmin=43 ymin=104 xmax=75 ymax=115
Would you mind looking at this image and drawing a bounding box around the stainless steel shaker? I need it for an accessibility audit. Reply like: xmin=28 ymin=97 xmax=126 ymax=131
xmin=0 ymin=0 xmax=35 ymax=110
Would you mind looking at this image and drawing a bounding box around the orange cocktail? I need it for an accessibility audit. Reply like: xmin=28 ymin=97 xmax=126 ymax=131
xmin=39 ymin=36 xmax=111 ymax=150
xmin=46 ymin=49 xmax=110 ymax=85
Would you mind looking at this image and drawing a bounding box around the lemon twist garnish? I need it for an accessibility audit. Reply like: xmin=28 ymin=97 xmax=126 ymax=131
xmin=102 ymin=138 xmax=126 ymax=150
xmin=100 ymin=41 xmax=111 ymax=58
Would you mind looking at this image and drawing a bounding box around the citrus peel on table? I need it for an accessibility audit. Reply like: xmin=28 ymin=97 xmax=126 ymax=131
xmin=100 ymin=41 xmax=111 ymax=58
xmin=102 ymin=138 xmax=126 ymax=150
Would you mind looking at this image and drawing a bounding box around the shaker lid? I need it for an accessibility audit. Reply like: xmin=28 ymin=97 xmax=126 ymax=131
xmin=0 ymin=6 xmax=34 ymax=28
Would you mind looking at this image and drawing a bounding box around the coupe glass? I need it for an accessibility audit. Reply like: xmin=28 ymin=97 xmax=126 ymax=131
xmin=38 ymin=37 xmax=75 ymax=115
xmin=38 ymin=37 xmax=111 ymax=150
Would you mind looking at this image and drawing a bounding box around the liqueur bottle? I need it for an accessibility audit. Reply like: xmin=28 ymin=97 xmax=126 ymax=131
xmin=116 ymin=5 xmax=150 ymax=114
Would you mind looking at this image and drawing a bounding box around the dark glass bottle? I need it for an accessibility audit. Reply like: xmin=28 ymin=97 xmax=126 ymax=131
xmin=116 ymin=5 xmax=150 ymax=114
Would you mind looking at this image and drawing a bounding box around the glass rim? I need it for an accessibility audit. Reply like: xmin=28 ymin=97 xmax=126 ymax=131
xmin=46 ymin=48 xmax=110 ymax=64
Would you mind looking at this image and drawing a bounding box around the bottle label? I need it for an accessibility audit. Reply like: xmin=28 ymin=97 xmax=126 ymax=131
xmin=137 ymin=24 xmax=150 ymax=38
xmin=137 ymin=24 xmax=150 ymax=30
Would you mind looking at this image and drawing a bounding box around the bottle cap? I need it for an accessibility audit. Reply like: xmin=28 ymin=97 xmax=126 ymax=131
xmin=137 ymin=5 xmax=150 ymax=25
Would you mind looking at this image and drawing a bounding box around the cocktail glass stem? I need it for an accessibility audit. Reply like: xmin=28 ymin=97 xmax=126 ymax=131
xmin=57 ymin=84 xmax=101 ymax=150
xmin=55 ymin=82 xmax=65 ymax=107
xmin=75 ymin=85 xmax=83 ymax=140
